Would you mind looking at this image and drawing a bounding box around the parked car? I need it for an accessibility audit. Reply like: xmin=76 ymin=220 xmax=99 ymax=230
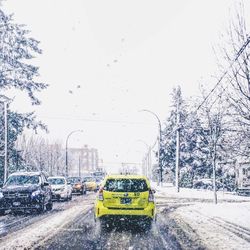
xmin=67 ymin=177 xmax=87 ymax=195
xmin=95 ymin=175 xmax=156 ymax=230
xmin=48 ymin=176 xmax=72 ymax=201
xmin=83 ymin=176 xmax=98 ymax=192
xmin=0 ymin=171 xmax=53 ymax=215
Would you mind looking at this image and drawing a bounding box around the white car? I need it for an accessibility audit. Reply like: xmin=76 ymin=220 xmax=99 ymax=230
xmin=48 ymin=176 xmax=72 ymax=201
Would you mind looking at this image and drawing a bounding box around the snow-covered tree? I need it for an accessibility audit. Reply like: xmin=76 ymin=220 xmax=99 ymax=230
xmin=0 ymin=8 xmax=47 ymax=181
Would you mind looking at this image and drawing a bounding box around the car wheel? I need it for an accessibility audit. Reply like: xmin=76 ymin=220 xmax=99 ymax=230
xmin=100 ymin=218 xmax=112 ymax=232
xmin=37 ymin=203 xmax=45 ymax=214
xmin=46 ymin=200 xmax=53 ymax=211
xmin=0 ymin=210 xmax=5 ymax=216
xmin=143 ymin=219 xmax=153 ymax=231
xmin=69 ymin=194 xmax=72 ymax=200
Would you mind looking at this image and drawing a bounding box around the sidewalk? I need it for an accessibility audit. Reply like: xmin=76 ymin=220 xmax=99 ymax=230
xmin=155 ymin=185 xmax=250 ymax=250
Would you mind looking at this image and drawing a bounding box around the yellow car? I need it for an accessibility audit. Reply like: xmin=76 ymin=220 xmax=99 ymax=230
xmin=83 ymin=176 xmax=97 ymax=192
xmin=95 ymin=175 xmax=156 ymax=229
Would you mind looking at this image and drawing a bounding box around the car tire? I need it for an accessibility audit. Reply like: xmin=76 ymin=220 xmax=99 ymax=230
xmin=100 ymin=218 xmax=112 ymax=232
xmin=0 ymin=210 xmax=5 ymax=216
xmin=144 ymin=219 xmax=153 ymax=231
xmin=37 ymin=203 xmax=45 ymax=214
xmin=46 ymin=200 xmax=53 ymax=211
xmin=69 ymin=194 xmax=72 ymax=200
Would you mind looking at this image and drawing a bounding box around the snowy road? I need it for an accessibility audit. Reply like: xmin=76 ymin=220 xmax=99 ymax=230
xmin=2 ymin=188 xmax=248 ymax=250
xmin=38 ymin=207 xmax=181 ymax=250
xmin=0 ymin=192 xmax=185 ymax=250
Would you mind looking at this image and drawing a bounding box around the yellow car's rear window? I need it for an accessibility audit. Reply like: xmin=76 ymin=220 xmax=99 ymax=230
xmin=104 ymin=179 xmax=148 ymax=192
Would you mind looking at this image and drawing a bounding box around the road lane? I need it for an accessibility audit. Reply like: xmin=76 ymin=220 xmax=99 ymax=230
xmin=0 ymin=193 xmax=95 ymax=249
xmin=38 ymin=208 xmax=181 ymax=250
xmin=0 ymin=192 xmax=199 ymax=250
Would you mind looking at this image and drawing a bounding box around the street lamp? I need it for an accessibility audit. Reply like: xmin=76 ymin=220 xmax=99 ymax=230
xmin=139 ymin=109 xmax=162 ymax=185
xmin=65 ymin=130 xmax=83 ymax=177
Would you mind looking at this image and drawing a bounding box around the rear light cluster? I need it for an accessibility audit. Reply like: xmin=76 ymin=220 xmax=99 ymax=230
xmin=98 ymin=187 xmax=104 ymax=201
xmin=148 ymin=189 xmax=154 ymax=202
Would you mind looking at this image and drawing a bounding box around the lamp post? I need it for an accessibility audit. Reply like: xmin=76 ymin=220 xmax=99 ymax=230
xmin=140 ymin=109 xmax=162 ymax=185
xmin=137 ymin=140 xmax=152 ymax=179
xmin=65 ymin=130 xmax=83 ymax=177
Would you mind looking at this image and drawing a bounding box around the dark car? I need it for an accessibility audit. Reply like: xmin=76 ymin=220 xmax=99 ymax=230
xmin=0 ymin=171 xmax=53 ymax=215
xmin=67 ymin=177 xmax=87 ymax=195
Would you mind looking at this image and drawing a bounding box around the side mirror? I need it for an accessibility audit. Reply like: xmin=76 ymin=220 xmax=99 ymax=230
xmin=67 ymin=181 xmax=71 ymax=185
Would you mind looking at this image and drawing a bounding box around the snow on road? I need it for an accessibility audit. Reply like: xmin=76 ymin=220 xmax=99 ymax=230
xmin=0 ymin=200 xmax=93 ymax=250
xmin=155 ymin=184 xmax=250 ymax=250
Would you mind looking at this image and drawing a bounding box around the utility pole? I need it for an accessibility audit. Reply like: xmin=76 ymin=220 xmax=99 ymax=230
xmin=79 ymin=154 xmax=81 ymax=177
xmin=212 ymin=135 xmax=218 ymax=204
xmin=175 ymin=94 xmax=180 ymax=193
xmin=4 ymin=102 xmax=8 ymax=183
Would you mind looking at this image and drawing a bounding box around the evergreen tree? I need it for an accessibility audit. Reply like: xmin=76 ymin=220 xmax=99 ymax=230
xmin=0 ymin=8 xmax=47 ymax=181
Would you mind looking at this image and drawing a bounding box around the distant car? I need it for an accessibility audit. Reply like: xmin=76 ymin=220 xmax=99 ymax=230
xmin=67 ymin=177 xmax=87 ymax=195
xmin=95 ymin=175 xmax=156 ymax=229
xmin=0 ymin=171 xmax=53 ymax=215
xmin=48 ymin=176 xmax=72 ymax=201
xmin=95 ymin=177 xmax=103 ymax=191
xmin=83 ymin=176 xmax=98 ymax=192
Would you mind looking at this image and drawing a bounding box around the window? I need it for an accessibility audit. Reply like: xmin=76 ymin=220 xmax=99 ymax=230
xmin=48 ymin=178 xmax=65 ymax=185
xmin=104 ymin=179 xmax=148 ymax=192
xmin=6 ymin=175 xmax=40 ymax=186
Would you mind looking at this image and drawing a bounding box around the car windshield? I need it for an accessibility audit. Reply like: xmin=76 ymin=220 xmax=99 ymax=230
xmin=5 ymin=175 xmax=40 ymax=186
xmin=83 ymin=177 xmax=94 ymax=182
xmin=104 ymin=179 xmax=148 ymax=192
xmin=48 ymin=178 xmax=65 ymax=185
xmin=67 ymin=177 xmax=81 ymax=183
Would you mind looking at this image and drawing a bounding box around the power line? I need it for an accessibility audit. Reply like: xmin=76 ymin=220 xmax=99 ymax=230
xmin=39 ymin=115 xmax=156 ymax=126
xmin=196 ymin=36 xmax=250 ymax=112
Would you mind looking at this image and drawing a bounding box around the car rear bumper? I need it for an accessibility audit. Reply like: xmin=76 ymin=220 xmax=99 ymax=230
xmin=52 ymin=192 xmax=68 ymax=200
xmin=0 ymin=199 xmax=43 ymax=211
xmin=95 ymin=201 xmax=155 ymax=219
xmin=72 ymin=188 xmax=82 ymax=193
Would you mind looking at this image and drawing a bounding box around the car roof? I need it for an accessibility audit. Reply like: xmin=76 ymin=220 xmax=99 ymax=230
xmin=10 ymin=171 xmax=42 ymax=176
xmin=48 ymin=176 xmax=66 ymax=179
xmin=105 ymin=175 xmax=148 ymax=180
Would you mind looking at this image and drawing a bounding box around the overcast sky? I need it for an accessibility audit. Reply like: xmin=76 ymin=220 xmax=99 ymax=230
xmin=2 ymin=0 xmax=250 ymax=172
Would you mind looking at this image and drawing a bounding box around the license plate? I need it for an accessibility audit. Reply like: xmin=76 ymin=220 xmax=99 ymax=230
xmin=13 ymin=202 xmax=21 ymax=206
xmin=120 ymin=198 xmax=131 ymax=204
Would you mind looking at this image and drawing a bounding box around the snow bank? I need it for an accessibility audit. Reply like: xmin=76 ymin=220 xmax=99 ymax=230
xmin=0 ymin=204 xmax=92 ymax=250
xmin=154 ymin=184 xmax=250 ymax=202
xmin=155 ymin=184 xmax=250 ymax=249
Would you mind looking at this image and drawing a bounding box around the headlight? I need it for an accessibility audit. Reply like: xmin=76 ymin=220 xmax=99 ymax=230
xmin=31 ymin=190 xmax=41 ymax=197
xmin=0 ymin=192 xmax=4 ymax=199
